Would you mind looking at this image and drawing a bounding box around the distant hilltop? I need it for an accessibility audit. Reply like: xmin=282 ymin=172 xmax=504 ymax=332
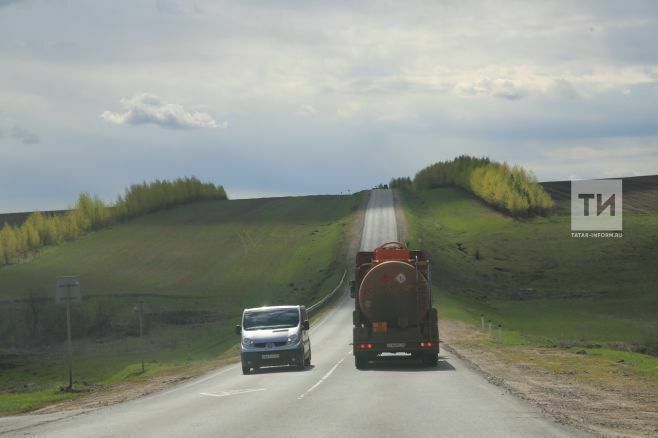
xmin=541 ymin=175 xmax=658 ymax=215
xmin=0 ymin=210 xmax=69 ymax=228
xmin=2 ymin=175 xmax=657 ymax=227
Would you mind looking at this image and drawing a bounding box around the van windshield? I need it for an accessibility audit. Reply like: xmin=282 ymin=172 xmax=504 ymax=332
xmin=243 ymin=308 xmax=299 ymax=330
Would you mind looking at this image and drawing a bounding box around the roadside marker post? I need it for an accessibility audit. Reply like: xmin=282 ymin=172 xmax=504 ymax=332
xmin=55 ymin=276 xmax=81 ymax=390
xmin=134 ymin=299 xmax=145 ymax=373
xmin=488 ymin=320 xmax=492 ymax=339
xmin=498 ymin=324 xmax=503 ymax=344
xmin=481 ymin=314 xmax=485 ymax=331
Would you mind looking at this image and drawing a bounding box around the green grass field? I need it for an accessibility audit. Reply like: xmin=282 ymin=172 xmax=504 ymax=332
xmin=400 ymin=188 xmax=658 ymax=354
xmin=0 ymin=194 xmax=361 ymax=414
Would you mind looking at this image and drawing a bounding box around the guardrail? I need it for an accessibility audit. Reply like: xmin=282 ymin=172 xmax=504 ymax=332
xmin=307 ymin=268 xmax=347 ymax=316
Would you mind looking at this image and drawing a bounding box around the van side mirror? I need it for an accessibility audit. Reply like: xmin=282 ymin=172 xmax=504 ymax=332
xmin=349 ymin=280 xmax=356 ymax=298
xmin=302 ymin=320 xmax=310 ymax=331
xmin=235 ymin=325 xmax=242 ymax=335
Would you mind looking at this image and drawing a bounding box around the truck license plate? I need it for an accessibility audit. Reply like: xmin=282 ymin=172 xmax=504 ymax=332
xmin=261 ymin=354 xmax=280 ymax=359
xmin=387 ymin=343 xmax=405 ymax=348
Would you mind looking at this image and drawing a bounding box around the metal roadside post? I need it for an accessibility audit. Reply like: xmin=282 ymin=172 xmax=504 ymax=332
xmin=55 ymin=276 xmax=81 ymax=390
xmin=488 ymin=320 xmax=492 ymax=339
xmin=498 ymin=324 xmax=503 ymax=344
xmin=134 ymin=299 xmax=145 ymax=373
xmin=481 ymin=314 xmax=485 ymax=331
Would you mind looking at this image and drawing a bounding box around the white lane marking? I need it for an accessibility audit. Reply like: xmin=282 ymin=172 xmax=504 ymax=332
xmin=200 ymin=388 xmax=266 ymax=398
xmin=189 ymin=365 xmax=237 ymax=386
xmin=298 ymin=357 xmax=345 ymax=400
xmin=157 ymin=365 xmax=238 ymax=397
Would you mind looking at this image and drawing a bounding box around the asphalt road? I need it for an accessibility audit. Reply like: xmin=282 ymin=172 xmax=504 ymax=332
xmin=360 ymin=188 xmax=398 ymax=251
xmin=0 ymin=189 xmax=587 ymax=438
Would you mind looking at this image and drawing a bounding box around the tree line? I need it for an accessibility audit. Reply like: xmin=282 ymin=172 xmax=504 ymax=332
xmin=0 ymin=177 xmax=228 ymax=266
xmin=389 ymin=177 xmax=413 ymax=191
xmin=390 ymin=156 xmax=553 ymax=216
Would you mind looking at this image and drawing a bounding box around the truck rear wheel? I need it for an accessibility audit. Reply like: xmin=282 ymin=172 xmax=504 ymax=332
xmin=422 ymin=352 xmax=438 ymax=367
xmin=355 ymin=354 xmax=368 ymax=370
xmin=242 ymin=365 xmax=250 ymax=374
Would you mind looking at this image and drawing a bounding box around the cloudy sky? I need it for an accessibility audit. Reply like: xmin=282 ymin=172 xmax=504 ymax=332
xmin=1 ymin=0 xmax=657 ymax=212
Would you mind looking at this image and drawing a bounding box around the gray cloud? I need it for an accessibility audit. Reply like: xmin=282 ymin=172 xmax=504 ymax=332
xmin=491 ymin=80 xmax=528 ymax=101
xmin=9 ymin=125 xmax=39 ymax=144
xmin=101 ymin=94 xmax=226 ymax=130
xmin=155 ymin=0 xmax=187 ymax=15
xmin=0 ymin=0 xmax=24 ymax=7
xmin=297 ymin=104 xmax=317 ymax=116
xmin=550 ymin=79 xmax=580 ymax=100
xmin=455 ymin=78 xmax=529 ymax=100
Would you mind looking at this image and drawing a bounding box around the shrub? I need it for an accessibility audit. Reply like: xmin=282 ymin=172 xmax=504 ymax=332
xmin=413 ymin=155 xmax=553 ymax=216
xmin=389 ymin=177 xmax=413 ymax=191
xmin=0 ymin=177 xmax=228 ymax=267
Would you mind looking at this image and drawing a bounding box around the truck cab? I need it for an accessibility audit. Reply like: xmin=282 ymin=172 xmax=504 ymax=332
xmin=235 ymin=305 xmax=311 ymax=374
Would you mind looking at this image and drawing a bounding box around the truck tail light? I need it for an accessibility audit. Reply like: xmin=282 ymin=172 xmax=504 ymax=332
xmin=420 ymin=342 xmax=425 ymax=347
xmin=359 ymin=344 xmax=366 ymax=349
xmin=427 ymin=341 xmax=433 ymax=347
xmin=367 ymin=344 xmax=372 ymax=349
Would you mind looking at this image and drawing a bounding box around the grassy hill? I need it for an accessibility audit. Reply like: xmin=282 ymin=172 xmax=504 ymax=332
xmin=0 ymin=194 xmax=361 ymax=413
xmin=541 ymin=175 xmax=658 ymax=215
xmin=1 ymin=196 xmax=357 ymax=303
xmin=400 ymin=187 xmax=658 ymax=354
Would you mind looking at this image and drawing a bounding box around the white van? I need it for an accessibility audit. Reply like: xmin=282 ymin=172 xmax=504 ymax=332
xmin=235 ymin=305 xmax=311 ymax=374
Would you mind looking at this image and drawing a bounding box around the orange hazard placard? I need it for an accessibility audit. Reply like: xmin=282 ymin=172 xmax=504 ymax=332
xmin=372 ymin=322 xmax=388 ymax=333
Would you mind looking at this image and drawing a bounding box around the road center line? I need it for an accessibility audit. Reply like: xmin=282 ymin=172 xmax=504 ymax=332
xmin=200 ymin=388 xmax=266 ymax=398
xmin=298 ymin=357 xmax=345 ymax=400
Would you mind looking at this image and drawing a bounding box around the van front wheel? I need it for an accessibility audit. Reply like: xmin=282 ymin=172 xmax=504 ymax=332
xmin=296 ymin=350 xmax=306 ymax=370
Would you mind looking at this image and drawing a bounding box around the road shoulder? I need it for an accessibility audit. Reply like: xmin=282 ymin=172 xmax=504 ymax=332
xmin=440 ymin=319 xmax=657 ymax=437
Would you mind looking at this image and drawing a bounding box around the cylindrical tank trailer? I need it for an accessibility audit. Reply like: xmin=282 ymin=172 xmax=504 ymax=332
xmin=351 ymin=242 xmax=439 ymax=369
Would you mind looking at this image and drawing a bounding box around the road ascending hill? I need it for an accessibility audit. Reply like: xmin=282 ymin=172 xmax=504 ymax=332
xmin=0 ymin=190 xmax=586 ymax=437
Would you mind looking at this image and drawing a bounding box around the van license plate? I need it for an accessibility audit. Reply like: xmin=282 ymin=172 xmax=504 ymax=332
xmin=261 ymin=354 xmax=280 ymax=359
xmin=387 ymin=343 xmax=405 ymax=348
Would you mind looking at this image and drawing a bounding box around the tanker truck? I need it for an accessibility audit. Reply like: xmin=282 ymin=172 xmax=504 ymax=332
xmin=350 ymin=241 xmax=439 ymax=369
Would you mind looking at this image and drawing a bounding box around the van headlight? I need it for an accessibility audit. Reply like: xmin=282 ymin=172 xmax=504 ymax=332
xmin=242 ymin=338 xmax=254 ymax=348
xmin=287 ymin=334 xmax=299 ymax=345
